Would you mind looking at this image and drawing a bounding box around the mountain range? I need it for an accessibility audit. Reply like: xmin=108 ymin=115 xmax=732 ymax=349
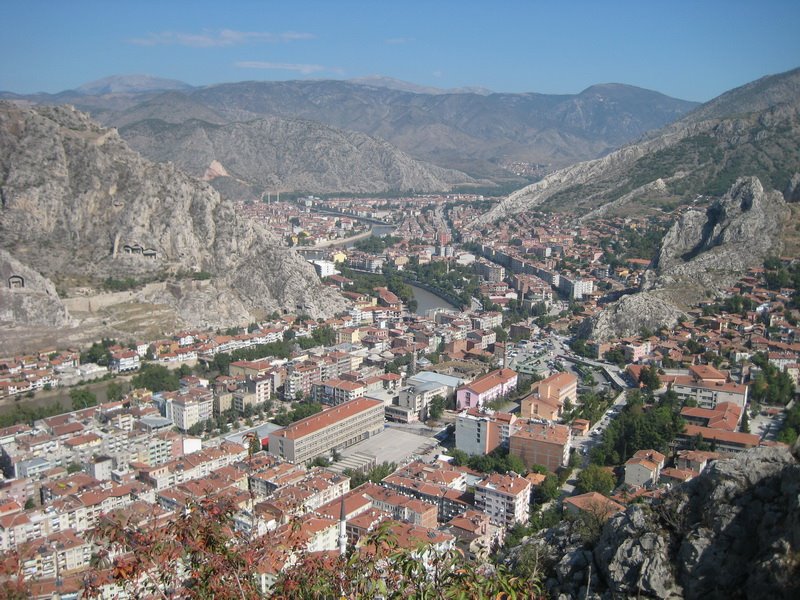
xmin=473 ymin=67 xmax=800 ymax=224
xmin=2 ymin=76 xmax=699 ymax=196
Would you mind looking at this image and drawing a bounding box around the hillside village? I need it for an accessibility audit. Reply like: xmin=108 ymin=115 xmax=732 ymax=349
xmin=1 ymin=196 xmax=797 ymax=597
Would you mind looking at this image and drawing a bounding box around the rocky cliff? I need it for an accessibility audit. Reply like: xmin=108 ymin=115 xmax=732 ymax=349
xmin=0 ymin=102 xmax=345 ymax=349
xmin=582 ymin=177 xmax=788 ymax=341
xmin=119 ymin=115 xmax=479 ymax=198
xmin=508 ymin=445 xmax=800 ymax=599
xmin=472 ymin=67 xmax=800 ymax=225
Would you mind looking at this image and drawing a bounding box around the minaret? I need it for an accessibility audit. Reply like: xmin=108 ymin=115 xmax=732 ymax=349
xmin=338 ymin=494 xmax=347 ymax=556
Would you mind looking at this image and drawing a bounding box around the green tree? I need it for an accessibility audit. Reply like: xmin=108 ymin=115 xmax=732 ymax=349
xmin=639 ymin=365 xmax=662 ymax=392
xmin=493 ymin=326 xmax=509 ymax=343
xmin=106 ymin=381 xmax=128 ymax=402
xmin=539 ymin=473 xmax=561 ymax=501
xmin=80 ymin=339 xmax=116 ymax=366
xmin=428 ymin=394 xmax=446 ymax=420
xmin=70 ymin=388 xmax=97 ymax=411
xmin=131 ymin=364 xmax=180 ymax=393
xmin=740 ymin=410 xmax=750 ymax=433
xmin=344 ymin=462 xmax=397 ymax=488
xmin=576 ymin=464 xmax=616 ymax=495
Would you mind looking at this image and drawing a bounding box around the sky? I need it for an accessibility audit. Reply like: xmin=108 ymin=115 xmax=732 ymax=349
xmin=2 ymin=0 xmax=799 ymax=102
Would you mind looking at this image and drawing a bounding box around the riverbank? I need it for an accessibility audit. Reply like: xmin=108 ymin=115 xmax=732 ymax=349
xmin=311 ymin=227 xmax=373 ymax=248
xmin=406 ymin=280 xmax=462 ymax=314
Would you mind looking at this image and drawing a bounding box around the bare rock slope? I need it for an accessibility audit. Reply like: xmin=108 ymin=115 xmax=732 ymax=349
xmin=120 ymin=116 xmax=480 ymax=198
xmin=0 ymin=102 xmax=344 ymax=345
xmin=472 ymin=67 xmax=800 ymax=224
xmin=508 ymin=445 xmax=800 ymax=599
xmin=584 ymin=177 xmax=788 ymax=341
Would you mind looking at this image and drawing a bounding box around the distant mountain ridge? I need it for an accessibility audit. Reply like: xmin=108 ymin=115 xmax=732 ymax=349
xmin=119 ymin=114 xmax=480 ymax=197
xmin=472 ymin=67 xmax=800 ymax=224
xmin=2 ymin=75 xmax=699 ymax=189
xmin=347 ymin=75 xmax=493 ymax=96
xmin=76 ymin=74 xmax=194 ymax=95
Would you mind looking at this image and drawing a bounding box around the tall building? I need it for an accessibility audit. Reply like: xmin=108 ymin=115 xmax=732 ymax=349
xmin=508 ymin=421 xmax=571 ymax=472
xmin=455 ymin=409 xmax=517 ymax=456
xmin=474 ymin=472 xmax=531 ymax=528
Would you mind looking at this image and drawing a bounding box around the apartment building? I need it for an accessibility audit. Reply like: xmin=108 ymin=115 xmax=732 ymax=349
xmin=670 ymin=365 xmax=748 ymax=410
xmin=268 ymin=398 xmax=384 ymax=464
xmin=311 ymin=378 xmax=366 ymax=406
xmin=508 ymin=421 xmax=571 ymax=472
xmin=455 ymin=368 xmax=518 ymax=411
xmin=165 ymin=390 xmax=214 ymax=432
xmin=474 ymin=472 xmax=531 ymax=528
xmin=455 ymin=409 xmax=517 ymax=456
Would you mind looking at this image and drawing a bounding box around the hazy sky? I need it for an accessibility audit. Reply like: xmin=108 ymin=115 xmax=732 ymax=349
xmin=3 ymin=0 xmax=799 ymax=101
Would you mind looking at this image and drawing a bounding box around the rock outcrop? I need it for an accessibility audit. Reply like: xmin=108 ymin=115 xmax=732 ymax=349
xmin=0 ymin=102 xmax=345 ymax=341
xmin=582 ymin=177 xmax=788 ymax=340
xmin=508 ymin=446 xmax=800 ymax=599
xmin=0 ymin=248 xmax=71 ymax=327
xmin=578 ymin=292 xmax=686 ymax=342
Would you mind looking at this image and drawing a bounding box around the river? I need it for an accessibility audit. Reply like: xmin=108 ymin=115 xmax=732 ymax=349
xmin=410 ymin=283 xmax=457 ymax=315
xmin=305 ymin=211 xmax=456 ymax=314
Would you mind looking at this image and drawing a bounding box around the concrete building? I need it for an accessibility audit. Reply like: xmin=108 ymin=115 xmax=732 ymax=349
xmin=455 ymin=369 xmax=518 ymax=411
xmin=455 ymin=409 xmax=517 ymax=456
xmin=474 ymin=472 xmax=531 ymax=528
xmin=670 ymin=365 xmax=748 ymax=410
xmin=508 ymin=421 xmax=571 ymax=472
xmin=109 ymin=351 xmax=140 ymax=374
xmin=395 ymin=378 xmax=450 ymax=423
xmin=519 ymin=372 xmax=577 ymax=421
xmin=165 ymin=391 xmax=213 ymax=432
xmin=623 ymin=449 xmax=665 ymax=488
xmin=311 ymin=379 xmax=366 ymax=406
xmin=268 ymin=398 xmax=384 ymax=464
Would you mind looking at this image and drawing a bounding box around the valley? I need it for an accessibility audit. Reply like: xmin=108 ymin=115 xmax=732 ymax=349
xmin=1 ymin=60 xmax=799 ymax=600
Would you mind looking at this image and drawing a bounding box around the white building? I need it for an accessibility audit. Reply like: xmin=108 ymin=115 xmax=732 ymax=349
xmin=166 ymin=392 xmax=214 ymax=431
xmin=474 ymin=472 xmax=531 ymax=528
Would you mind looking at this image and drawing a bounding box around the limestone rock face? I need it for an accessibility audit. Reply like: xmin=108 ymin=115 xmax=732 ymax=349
xmin=509 ymin=446 xmax=800 ymax=600
xmin=584 ymin=177 xmax=787 ymax=340
xmin=0 ymin=248 xmax=71 ymax=327
xmin=655 ymin=177 xmax=787 ymax=280
xmin=784 ymin=172 xmax=800 ymax=202
xmin=0 ymin=102 xmax=345 ymax=334
xmin=579 ymin=292 xmax=686 ymax=342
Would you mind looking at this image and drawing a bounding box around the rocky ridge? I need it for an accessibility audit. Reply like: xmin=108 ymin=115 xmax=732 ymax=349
xmin=13 ymin=78 xmax=699 ymax=182
xmin=582 ymin=177 xmax=788 ymax=341
xmin=507 ymin=445 xmax=800 ymax=599
xmin=119 ymin=115 xmax=479 ymax=198
xmin=471 ymin=67 xmax=800 ymax=225
xmin=0 ymin=102 xmax=344 ymax=348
